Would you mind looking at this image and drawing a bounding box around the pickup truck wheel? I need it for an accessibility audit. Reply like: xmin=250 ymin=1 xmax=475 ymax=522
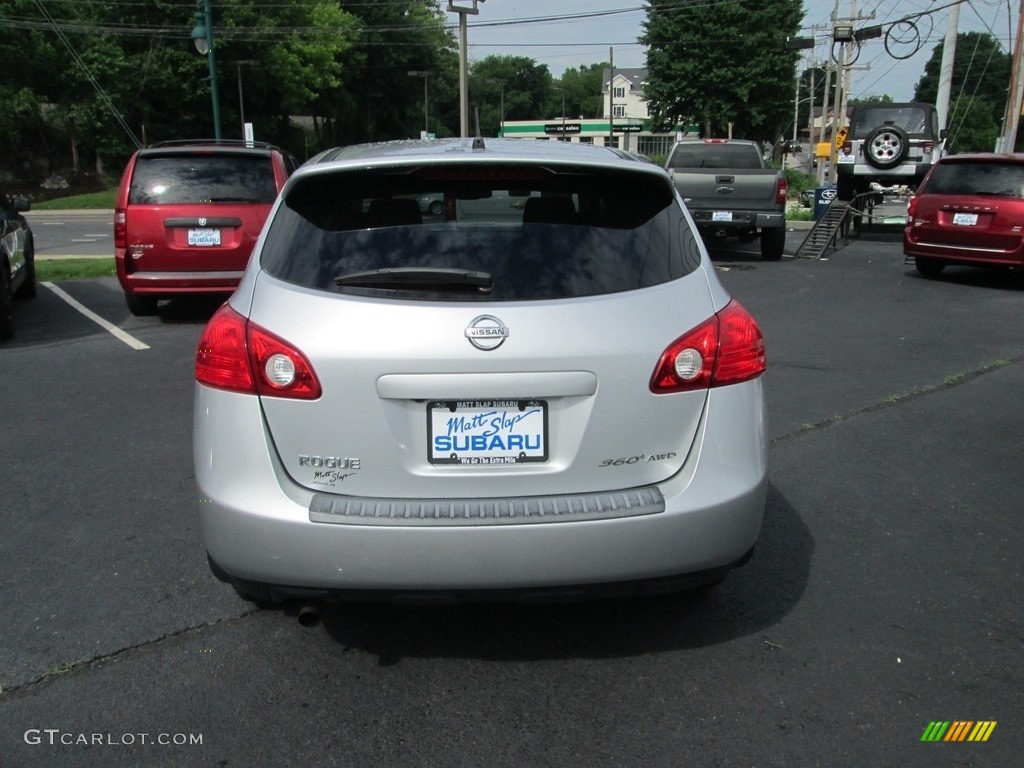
xmin=864 ymin=125 xmax=910 ymax=170
xmin=760 ymin=227 xmax=785 ymax=261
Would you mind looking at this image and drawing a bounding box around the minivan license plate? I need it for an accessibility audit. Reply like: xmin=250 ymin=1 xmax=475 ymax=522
xmin=952 ymin=212 xmax=978 ymax=226
xmin=428 ymin=400 xmax=548 ymax=465
xmin=188 ymin=228 xmax=221 ymax=246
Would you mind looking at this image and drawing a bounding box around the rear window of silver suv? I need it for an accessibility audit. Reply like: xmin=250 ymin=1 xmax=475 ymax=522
xmin=259 ymin=165 xmax=704 ymax=302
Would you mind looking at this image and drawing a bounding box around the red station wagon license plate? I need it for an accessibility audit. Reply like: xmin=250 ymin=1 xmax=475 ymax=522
xmin=188 ymin=228 xmax=222 ymax=246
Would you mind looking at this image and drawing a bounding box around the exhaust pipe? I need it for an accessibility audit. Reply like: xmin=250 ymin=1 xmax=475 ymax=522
xmin=297 ymin=604 xmax=321 ymax=627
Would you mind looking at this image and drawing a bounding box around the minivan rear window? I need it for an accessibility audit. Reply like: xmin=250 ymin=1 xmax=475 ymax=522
xmin=259 ymin=165 xmax=703 ymax=301
xmin=923 ymin=161 xmax=1024 ymax=198
xmin=129 ymin=154 xmax=277 ymax=205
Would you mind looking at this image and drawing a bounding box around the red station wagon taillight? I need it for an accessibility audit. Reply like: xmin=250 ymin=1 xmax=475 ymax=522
xmin=196 ymin=304 xmax=322 ymax=399
xmin=650 ymin=300 xmax=766 ymax=393
xmin=114 ymin=208 xmax=127 ymax=249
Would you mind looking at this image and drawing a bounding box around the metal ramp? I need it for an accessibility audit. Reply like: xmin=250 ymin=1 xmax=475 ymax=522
xmin=795 ymin=198 xmax=850 ymax=259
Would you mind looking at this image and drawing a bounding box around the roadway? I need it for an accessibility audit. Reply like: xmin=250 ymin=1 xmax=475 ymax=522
xmin=0 ymin=231 xmax=1020 ymax=767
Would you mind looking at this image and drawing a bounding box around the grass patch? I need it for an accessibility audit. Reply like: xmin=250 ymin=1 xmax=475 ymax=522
xmin=33 ymin=189 xmax=117 ymax=210
xmin=36 ymin=258 xmax=116 ymax=281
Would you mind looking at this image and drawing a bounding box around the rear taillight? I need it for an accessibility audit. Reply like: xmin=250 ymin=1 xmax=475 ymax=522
xmin=196 ymin=304 xmax=321 ymax=399
xmin=776 ymin=177 xmax=788 ymax=206
xmin=922 ymin=141 xmax=934 ymax=153
xmin=114 ymin=209 xmax=126 ymax=249
xmin=906 ymin=195 xmax=919 ymax=219
xmin=650 ymin=300 xmax=765 ymax=394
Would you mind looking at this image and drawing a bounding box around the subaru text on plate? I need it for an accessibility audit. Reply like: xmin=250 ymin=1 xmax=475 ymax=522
xmin=193 ymin=138 xmax=769 ymax=606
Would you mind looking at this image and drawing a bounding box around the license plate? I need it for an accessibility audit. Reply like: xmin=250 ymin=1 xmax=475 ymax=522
xmin=711 ymin=211 xmax=733 ymax=222
xmin=952 ymin=212 xmax=978 ymax=226
xmin=187 ymin=228 xmax=221 ymax=246
xmin=428 ymin=400 xmax=548 ymax=465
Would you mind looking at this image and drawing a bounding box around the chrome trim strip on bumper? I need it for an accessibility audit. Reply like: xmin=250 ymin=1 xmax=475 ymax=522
xmin=916 ymin=242 xmax=1014 ymax=255
xmin=309 ymin=486 xmax=665 ymax=527
xmin=128 ymin=271 xmax=246 ymax=280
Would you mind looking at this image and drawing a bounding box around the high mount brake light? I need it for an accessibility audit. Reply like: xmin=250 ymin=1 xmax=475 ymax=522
xmin=414 ymin=166 xmax=549 ymax=181
xmin=650 ymin=300 xmax=766 ymax=394
xmin=195 ymin=304 xmax=322 ymax=399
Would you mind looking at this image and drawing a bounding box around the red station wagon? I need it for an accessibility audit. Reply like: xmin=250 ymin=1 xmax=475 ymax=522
xmin=904 ymin=152 xmax=1024 ymax=278
xmin=114 ymin=140 xmax=296 ymax=315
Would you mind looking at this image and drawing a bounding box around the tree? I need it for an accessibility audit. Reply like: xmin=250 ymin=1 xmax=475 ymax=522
xmin=914 ymin=32 xmax=1010 ymax=153
xmin=556 ymin=63 xmax=606 ymax=120
xmin=469 ymin=56 xmax=554 ymax=136
xmin=642 ymin=0 xmax=803 ymax=142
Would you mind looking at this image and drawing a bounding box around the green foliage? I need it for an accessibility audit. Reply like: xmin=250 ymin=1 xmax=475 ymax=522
xmin=556 ymin=63 xmax=607 ymax=120
xmin=470 ymin=56 xmax=555 ymax=136
xmin=642 ymin=0 xmax=803 ymax=142
xmin=35 ymin=258 xmax=116 ymax=282
xmin=914 ymin=32 xmax=1010 ymax=153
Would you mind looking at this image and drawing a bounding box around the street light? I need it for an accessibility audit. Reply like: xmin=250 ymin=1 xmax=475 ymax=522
xmin=191 ymin=0 xmax=222 ymax=140
xmin=407 ymin=70 xmax=430 ymax=137
xmin=231 ymin=60 xmax=257 ymax=142
xmin=447 ymin=0 xmax=485 ymax=138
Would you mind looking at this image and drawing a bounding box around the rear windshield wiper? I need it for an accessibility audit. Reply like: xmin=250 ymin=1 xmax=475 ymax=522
xmin=335 ymin=267 xmax=494 ymax=293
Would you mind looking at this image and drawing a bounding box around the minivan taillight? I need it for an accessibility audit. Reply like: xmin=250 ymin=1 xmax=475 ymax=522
xmin=114 ymin=209 xmax=126 ymax=249
xmin=650 ymin=300 xmax=766 ymax=393
xmin=196 ymin=304 xmax=322 ymax=399
xmin=906 ymin=195 xmax=919 ymax=219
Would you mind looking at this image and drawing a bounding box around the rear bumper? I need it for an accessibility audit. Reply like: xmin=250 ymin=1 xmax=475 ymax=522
xmin=194 ymin=379 xmax=768 ymax=597
xmin=690 ymin=210 xmax=784 ymax=233
xmin=903 ymin=230 xmax=1024 ymax=267
xmin=836 ymin=162 xmax=931 ymax=181
xmin=116 ymin=252 xmax=243 ymax=295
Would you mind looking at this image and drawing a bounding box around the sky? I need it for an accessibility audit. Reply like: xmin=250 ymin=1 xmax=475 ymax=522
xmin=457 ymin=0 xmax=1018 ymax=103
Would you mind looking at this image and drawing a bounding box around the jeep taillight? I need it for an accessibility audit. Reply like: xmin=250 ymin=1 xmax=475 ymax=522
xmin=842 ymin=141 xmax=852 ymax=153
xmin=922 ymin=141 xmax=934 ymax=152
xmin=196 ymin=304 xmax=322 ymax=399
xmin=776 ymin=177 xmax=788 ymax=205
xmin=650 ymin=300 xmax=766 ymax=393
xmin=114 ymin=209 xmax=126 ymax=248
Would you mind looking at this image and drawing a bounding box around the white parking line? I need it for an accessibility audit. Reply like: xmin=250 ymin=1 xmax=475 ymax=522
xmin=42 ymin=282 xmax=150 ymax=351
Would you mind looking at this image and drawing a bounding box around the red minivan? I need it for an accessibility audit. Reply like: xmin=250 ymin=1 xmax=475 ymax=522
xmin=114 ymin=140 xmax=297 ymax=315
xmin=904 ymin=152 xmax=1024 ymax=278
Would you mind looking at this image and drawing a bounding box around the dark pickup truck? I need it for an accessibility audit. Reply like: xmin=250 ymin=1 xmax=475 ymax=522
xmin=664 ymin=139 xmax=787 ymax=260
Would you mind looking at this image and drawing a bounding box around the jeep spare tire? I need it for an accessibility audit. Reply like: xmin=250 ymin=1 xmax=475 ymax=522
xmin=864 ymin=125 xmax=909 ymax=170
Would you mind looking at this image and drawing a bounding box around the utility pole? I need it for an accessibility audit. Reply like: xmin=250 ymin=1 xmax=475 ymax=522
xmin=608 ymin=47 xmax=615 ymax=147
xmin=998 ymin=0 xmax=1024 ymax=151
xmin=447 ymin=1 xmax=485 ymax=138
xmin=936 ymin=0 xmax=960 ymax=142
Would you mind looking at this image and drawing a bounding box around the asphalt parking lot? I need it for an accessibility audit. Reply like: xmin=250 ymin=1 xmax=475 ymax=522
xmin=1 ymin=231 xmax=1021 ymax=767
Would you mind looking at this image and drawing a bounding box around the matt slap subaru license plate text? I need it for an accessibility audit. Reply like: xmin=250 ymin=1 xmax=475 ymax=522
xmin=428 ymin=400 xmax=548 ymax=465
